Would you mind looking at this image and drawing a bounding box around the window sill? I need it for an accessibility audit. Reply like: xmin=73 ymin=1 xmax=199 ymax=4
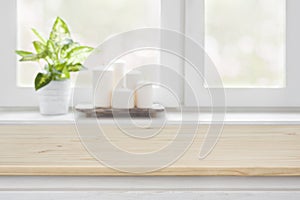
xmin=1 ymin=108 xmax=300 ymax=125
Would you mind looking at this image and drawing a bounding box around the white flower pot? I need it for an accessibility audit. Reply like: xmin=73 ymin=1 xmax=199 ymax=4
xmin=37 ymin=80 xmax=71 ymax=115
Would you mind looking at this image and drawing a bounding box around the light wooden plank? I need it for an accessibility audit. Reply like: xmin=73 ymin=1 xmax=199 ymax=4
xmin=0 ymin=125 xmax=300 ymax=176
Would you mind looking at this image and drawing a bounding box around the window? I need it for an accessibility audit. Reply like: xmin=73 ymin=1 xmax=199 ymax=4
xmin=185 ymin=0 xmax=300 ymax=108
xmin=1 ymin=0 xmax=297 ymax=109
xmin=205 ymin=0 xmax=285 ymax=88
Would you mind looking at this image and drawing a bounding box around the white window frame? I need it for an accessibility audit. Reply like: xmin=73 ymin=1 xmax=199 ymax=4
xmin=184 ymin=0 xmax=300 ymax=108
xmin=0 ymin=0 xmax=37 ymax=107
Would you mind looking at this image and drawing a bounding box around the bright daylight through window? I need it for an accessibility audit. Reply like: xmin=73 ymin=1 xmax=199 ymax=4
xmin=205 ymin=0 xmax=285 ymax=88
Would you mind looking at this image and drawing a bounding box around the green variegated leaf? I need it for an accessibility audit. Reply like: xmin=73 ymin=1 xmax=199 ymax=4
xmin=33 ymin=41 xmax=47 ymax=54
xmin=16 ymin=47 xmax=48 ymax=62
xmin=35 ymin=73 xmax=52 ymax=90
xmin=62 ymin=66 xmax=70 ymax=79
xmin=46 ymin=40 xmax=58 ymax=62
xmin=16 ymin=50 xmax=38 ymax=62
xmin=19 ymin=54 xmax=46 ymax=62
xmin=60 ymin=41 xmax=80 ymax=58
xmin=19 ymin=55 xmax=40 ymax=62
xmin=54 ymin=63 xmax=65 ymax=71
xmin=67 ymin=63 xmax=84 ymax=72
xmin=31 ymin=28 xmax=46 ymax=44
xmin=66 ymin=46 xmax=93 ymax=64
xmin=47 ymin=39 xmax=56 ymax=53
xmin=49 ymin=17 xmax=71 ymax=43
xmin=15 ymin=50 xmax=34 ymax=57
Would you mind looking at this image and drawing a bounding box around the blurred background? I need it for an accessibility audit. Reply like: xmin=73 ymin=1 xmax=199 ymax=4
xmin=17 ymin=0 xmax=285 ymax=89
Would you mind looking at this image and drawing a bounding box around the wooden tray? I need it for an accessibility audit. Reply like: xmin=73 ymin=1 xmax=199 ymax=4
xmin=75 ymin=104 xmax=165 ymax=118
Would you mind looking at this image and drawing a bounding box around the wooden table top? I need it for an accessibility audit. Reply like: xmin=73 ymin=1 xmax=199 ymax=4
xmin=0 ymin=124 xmax=300 ymax=176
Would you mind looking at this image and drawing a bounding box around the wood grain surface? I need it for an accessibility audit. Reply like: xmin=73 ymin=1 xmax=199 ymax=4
xmin=0 ymin=124 xmax=300 ymax=176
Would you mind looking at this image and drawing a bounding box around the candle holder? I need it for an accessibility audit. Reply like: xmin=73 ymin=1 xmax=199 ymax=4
xmin=75 ymin=104 xmax=165 ymax=118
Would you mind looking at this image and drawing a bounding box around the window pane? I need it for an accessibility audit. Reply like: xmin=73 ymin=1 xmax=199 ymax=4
xmin=205 ymin=0 xmax=286 ymax=88
xmin=17 ymin=0 xmax=160 ymax=87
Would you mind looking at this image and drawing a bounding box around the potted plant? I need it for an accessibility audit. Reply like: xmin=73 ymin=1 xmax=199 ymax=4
xmin=16 ymin=17 xmax=93 ymax=115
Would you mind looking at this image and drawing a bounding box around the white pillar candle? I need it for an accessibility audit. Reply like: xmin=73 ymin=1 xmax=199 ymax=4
xmin=126 ymin=70 xmax=143 ymax=91
xmin=136 ymin=82 xmax=153 ymax=109
xmin=113 ymin=61 xmax=126 ymax=89
xmin=112 ymin=88 xmax=134 ymax=109
xmin=92 ymin=68 xmax=113 ymax=108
